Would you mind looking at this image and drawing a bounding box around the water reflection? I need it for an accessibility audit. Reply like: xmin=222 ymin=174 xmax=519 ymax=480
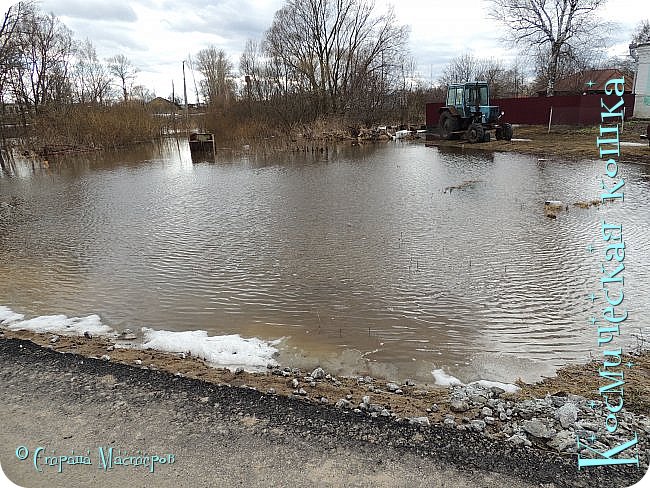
xmin=1 ymin=138 xmax=649 ymax=383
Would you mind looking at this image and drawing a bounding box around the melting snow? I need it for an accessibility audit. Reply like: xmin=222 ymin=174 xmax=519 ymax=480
xmin=1 ymin=305 xmax=280 ymax=371
xmin=141 ymin=327 xmax=279 ymax=370
xmin=0 ymin=306 xmax=25 ymax=324
xmin=4 ymin=308 xmax=114 ymax=336
xmin=432 ymin=368 xmax=520 ymax=393
xmin=431 ymin=368 xmax=463 ymax=386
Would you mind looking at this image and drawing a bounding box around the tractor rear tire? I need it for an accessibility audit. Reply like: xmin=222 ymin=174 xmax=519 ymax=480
xmin=467 ymin=124 xmax=484 ymax=144
xmin=439 ymin=112 xmax=459 ymax=140
xmin=502 ymin=123 xmax=513 ymax=141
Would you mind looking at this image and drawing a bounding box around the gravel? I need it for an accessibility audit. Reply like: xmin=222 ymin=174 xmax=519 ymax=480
xmin=0 ymin=337 xmax=646 ymax=488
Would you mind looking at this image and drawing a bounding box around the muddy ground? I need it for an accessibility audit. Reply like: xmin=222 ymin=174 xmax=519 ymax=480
xmin=423 ymin=122 xmax=649 ymax=163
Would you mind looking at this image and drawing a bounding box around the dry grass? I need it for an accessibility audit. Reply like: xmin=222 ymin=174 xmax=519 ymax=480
xmin=29 ymin=102 xmax=167 ymax=153
xmin=573 ymin=199 xmax=601 ymax=209
xmin=429 ymin=124 xmax=649 ymax=163
xmin=513 ymin=350 xmax=650 ymax=416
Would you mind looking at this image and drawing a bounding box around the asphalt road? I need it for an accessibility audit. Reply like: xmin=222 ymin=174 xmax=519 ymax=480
xmin=0 ymin=338 xmax=642 ymax=488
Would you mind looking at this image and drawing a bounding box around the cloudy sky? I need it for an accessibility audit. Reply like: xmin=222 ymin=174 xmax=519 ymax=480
xmin=2 ymin=0 xmax=643 ymax=101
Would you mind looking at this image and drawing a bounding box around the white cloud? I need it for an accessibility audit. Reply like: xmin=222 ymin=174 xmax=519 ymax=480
xmin=40 ymin=0 xmax=138 ymax=22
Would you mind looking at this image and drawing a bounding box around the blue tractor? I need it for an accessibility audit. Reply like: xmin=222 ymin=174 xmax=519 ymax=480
xmin=438 ymin=81 xmax=513 ymax=143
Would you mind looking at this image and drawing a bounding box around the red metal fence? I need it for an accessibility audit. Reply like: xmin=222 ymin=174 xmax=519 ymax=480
xmin=425 ymin=93 xmax=636 ymax=127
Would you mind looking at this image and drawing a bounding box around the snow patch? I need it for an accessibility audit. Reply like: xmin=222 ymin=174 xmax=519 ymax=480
xmin=1 ymin=305 xmax=281 ymax=371
xmin=468 ymin=379 xmax=520 ymax=394
xmin=432 ymin=368 xmax=520 ymax=393
xmin=432 ymin=368 xmax=463 ymax=386
xmin=620 ymin=141 xmax=647 ymax=147
xmin=141 ymin=327 xmax=279 ymax=371
xmin=5 ymin=312 xmax=114 ymax=336
xmin=0 ymin=306 xmax=24 ymax=324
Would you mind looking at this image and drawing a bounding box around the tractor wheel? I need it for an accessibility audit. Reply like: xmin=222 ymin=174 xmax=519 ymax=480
xmin=502 ymin=123 xmax=513 ymax=141
xmin=439 ymin=112 xmax=459 ymax=140
xmin=495 ymin=127 xmax=503 ymax=140
xmin=467 ymin=123 xmax=484 ymax=144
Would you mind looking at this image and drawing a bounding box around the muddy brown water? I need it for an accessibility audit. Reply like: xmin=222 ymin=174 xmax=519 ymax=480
xmin=1 ymin=138 xmax=649 ymax=383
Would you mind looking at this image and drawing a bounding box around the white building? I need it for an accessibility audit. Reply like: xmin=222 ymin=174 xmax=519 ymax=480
xmin=633 ymin=42 xmax=650 ymax=118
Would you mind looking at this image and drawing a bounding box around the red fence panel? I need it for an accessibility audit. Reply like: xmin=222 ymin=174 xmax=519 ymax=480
xmin=426 ymin=94 xmax=635 ymax=127
xmin=425 ymin=102 xmax=444 ymax=126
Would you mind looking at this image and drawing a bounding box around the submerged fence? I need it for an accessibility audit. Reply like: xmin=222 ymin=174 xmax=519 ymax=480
xmin=425 ymin=93 xmax=636 ymax=127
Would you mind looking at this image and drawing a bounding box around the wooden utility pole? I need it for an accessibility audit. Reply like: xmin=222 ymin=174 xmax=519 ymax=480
xmin=188 ymin=54 xmax=201 ymax=105
xmin=182 ymin=61 xmax=189 ymax=132
xmin=172 ymin=80 xmax=177 ymax=133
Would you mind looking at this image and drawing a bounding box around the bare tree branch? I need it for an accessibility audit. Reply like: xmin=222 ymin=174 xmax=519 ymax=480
xmin=489 ymin=0 xmax=607 ymax=94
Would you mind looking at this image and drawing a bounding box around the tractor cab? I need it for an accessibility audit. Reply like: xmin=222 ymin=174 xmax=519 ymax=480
xmin=446 ymin=82 xmax=500 ymax=123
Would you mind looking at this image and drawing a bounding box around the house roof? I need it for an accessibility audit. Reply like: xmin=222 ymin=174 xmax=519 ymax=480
xmin=540 ymin=69 xmax=633 ymax=95
xmin=147 ymin=97 xmax=181 ymax=108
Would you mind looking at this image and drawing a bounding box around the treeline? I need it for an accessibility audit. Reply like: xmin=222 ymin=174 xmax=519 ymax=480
xmin=192 ymin=0 xmax=417 ymax=140
xmin=188 ymin=1 xmax=645 ymax=142
xmin=2 ymin=0 xmax=648 ymax=155
xmin=0 ymin=2 xmax=164 ymax=153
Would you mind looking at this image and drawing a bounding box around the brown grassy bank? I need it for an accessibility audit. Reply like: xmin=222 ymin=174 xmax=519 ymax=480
xmin=202 ymin=105 xmax=649 ymax=164
xmin=24 ymin=102 xmax=168 ymax=155
xmin=16 ymin=102 xmax=650 ymax=163
xmin=427 ymin=122 xmax=650 ymax=163
xmin=198 ymin=109 xmax=359 ymax=155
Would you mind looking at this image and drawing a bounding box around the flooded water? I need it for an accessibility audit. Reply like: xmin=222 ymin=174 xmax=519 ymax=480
xmin=1 ymin=138 xmax=649 ymax=383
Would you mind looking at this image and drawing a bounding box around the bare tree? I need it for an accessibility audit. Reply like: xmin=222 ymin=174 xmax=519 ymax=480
xmin=264 ymin=0 xmax=408 ymax=119
xmin=107 ymin=53 xmax=138 ymax=101
xmin=438 ymin=53 xmax=529 ymax=99
xmin=629 ymin=20 xmax=650 ymax=62
xmin=0 ymin=2 xmax=31 ymax=102
xmin=185 ymin=53 xmax=201 ymax=104
xmin=500 ymin=61 xmax=530 ymax=97
xmin=131 ymin=84 xmax=154 ymax=103
xmin=0 ymin=2 xmax=33 ymax=169
xmin=438 ymin=53 xmax=483 ymax=84
xmin=489 ymin=0 xmax=607 ymax=96
xmin=10 ymin=7 xmax=75 ymax=113
xmin=195 ymin=46 xmax=234 ymax=107
xmin=632 ymin=20 xmax=650 ymax=45
xmin=530 ymin=42 xmax=607 ymax=93
xmin=74 ymin=39 xmax=112 ymax=104
xmin=240 ymin=39 xmax=263 ymax=101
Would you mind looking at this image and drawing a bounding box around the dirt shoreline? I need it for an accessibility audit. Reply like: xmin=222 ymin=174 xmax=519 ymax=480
xmin=0 ymin=336 xmax=646 ymax=487
xmin=12 ymin=121 xmax=649 ymax=166
xmin=422 ymin=123 xmax=650 ymax=164
xmin=2 ymin=328 xmax=649 ymax=420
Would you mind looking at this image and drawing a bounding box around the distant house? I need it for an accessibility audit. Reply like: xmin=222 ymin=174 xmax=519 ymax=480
xmin=146 ymin=97 xmax=182 ymax=114
xmin=1 ymin=102 xmax=28 ymax=126
xmin=536 ymin=69 xmax=633 ymax=96
xmin=1 ymin=102 xmax=27 ymax=116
